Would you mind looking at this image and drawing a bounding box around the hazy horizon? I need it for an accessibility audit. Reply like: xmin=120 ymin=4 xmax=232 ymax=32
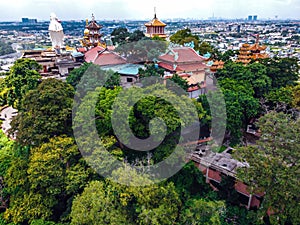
xmin=0 ymin=0 xmax=299 ymax=22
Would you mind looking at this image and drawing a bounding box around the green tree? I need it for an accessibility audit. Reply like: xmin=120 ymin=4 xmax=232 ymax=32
xmin=169 ymin=74 xmax=189 ymax=92
xmin=111 ymin=27 xmax=130 ymax=45
xmin=70 ymin=167 xmax=181 ymax=225
xmin=219 ymin=78 xmax=260 ymax=144
xmin=291 ymin=84 xmax=300 ymax=110
xmin=0 ymin=40 xmax=15 ymax=56
xmin=138 ymin=63 xmax=165 ymax=78
xmin=198 ymin=41 xmax=214 ymax=55
xmin=216 ymin=61 xmax=271 ymax=98
xmin=4 ymin=136 xmax=90 ymax=224
xmin=260 ymin=57 xmax=299 ymax=89
xmin=5 ymin=58 xmax=41 ymax=109
xmin=66 ymin=63 xmax=120 ymax=89
xmin=179 ymin=198 xmax=225 ymax=225
xmin=234 ymin=112 xmax=300 ymax=225
xmin=9 ymin=79 xmax=74 ymax=146
xmin=170 ymin=28 xmax=200 ymax=50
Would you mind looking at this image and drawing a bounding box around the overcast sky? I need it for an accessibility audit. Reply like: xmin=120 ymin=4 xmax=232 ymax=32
xmin=0 ymin=0 xmax=299 ymax=21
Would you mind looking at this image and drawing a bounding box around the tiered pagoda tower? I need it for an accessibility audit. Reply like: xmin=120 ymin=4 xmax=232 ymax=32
xmin=236 ymin=34 xmax=268 ymax=64
xmin=81 ymin=14 xmax=103 ymax=48
xmin=236 ymin=43 xmax=252 ymax=64
xmin=249 ymin=34 xmax=268 ymax=60
xmin=145 ymin=8 xmax=167 ymax=39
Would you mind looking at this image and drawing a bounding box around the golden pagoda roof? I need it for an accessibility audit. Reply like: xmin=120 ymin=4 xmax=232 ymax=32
xmin=145 ymin=14 xmax=166 ymax=27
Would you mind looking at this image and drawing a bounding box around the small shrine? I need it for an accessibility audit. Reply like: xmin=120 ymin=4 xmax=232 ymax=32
xmin=81 ymin=14 xmax=105 ymax=48
xmin=145 ymin=8 xmax=167 ymax=39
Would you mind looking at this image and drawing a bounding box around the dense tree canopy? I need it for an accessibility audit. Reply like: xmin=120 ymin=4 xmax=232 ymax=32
xmin=66 ymin=63 xmax=120 ymax=89
xmin=5 ymin=58 xmax=41 ymax=109
xmin=111 ymin=28 xmax=146 ymax=45
xmin=71 ymin=167 xmax=181 ymax=225
xmin=9 ymin=78 xmax=74 ymax=146
xmin=259 ymin=57 xmax=299 ymax=89
xmin=234 ymin=112 xmax=300 ymax=225
xmin=4 ymin=136 xmax=90 ymax=224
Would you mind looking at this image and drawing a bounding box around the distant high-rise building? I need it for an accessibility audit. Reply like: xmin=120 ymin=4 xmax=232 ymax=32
xmin=253 ymin=15 xmax=258 ymax=21
xmin=22 ymin=18 xmax=37 ymax=23
xmin=248 ymin=15 xmax=253 ymax=21
xmin=237 ymin=25 xmax=241 ymax=33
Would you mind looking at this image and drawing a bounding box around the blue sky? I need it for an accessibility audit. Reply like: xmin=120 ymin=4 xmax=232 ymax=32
xmin=0 ymin=0 xmax=299 ymax=21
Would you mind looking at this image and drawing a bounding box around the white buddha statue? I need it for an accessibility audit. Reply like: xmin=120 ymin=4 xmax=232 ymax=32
xmin=48 ymin=13 xmax=64 ymax=50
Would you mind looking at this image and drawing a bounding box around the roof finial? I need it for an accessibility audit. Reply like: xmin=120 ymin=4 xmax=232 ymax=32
xmin=92 ymin=13 xmax=95 ymax=21
xmin=154 ymin=7 xmax=157 ymax=19
xmin=256 ymin=34 xmax=260 ymax=44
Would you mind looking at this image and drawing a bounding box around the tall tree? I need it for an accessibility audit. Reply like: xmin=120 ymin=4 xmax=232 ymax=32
xmin=70 ymin=167 xmax=181 ymax=225
xmin=9 ymin=79 xmax=74 ymax=146
xmin=234 ymin=112 xmax=300 ymax=225
xmin=260 ymin=57 xmax=299 ymax=89
xmin=5 ymin=58 xmax=41 ymax=109
xmin=4 ymin=136 xmax=90 ymax=224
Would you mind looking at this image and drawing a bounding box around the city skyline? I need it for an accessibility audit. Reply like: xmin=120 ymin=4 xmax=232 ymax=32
xmin=0 ymin=0 xmax=299 ymax=21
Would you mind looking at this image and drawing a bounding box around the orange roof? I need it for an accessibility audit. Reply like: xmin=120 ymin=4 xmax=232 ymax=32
xmin=249 ymin=43 xmax=267 ymax=51
xmin=145 ymin=15 xmax=166 ymax=27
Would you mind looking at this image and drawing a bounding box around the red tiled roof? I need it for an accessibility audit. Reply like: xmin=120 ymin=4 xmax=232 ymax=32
xmin=235 ymin=181 xmax=250 ymax=196
xmin=84 ymin=46 xmax=105 ymax=62
xmin=208 ymin=169 xmax=222 ymax=183
xmin=179 ymin=63 xmax=208 ymax=72
xmin=158 ymin=62 xmax=183 ymax=72
xmin=159 ymin=47 xmax=206 ymax=63
xmin=94 ymin=51 xmax=127 ymax=66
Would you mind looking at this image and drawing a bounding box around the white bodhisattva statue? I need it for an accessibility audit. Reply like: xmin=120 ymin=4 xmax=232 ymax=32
xmin=48 ymin=13 xmax=64 ymax=50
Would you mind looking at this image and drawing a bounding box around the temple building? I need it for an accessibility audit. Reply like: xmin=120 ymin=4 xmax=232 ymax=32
xmin=249 ymin=34 xmax=268 ymax=60
xmin=236 ymin=43 xmax=252 ymax=64
xmin=145 ymin=9 xmax=167 ymax=39
xmin=236 ymin=35 xmax=268 ymax=64
xmin=81 ymin=14 xmax=105 ymax=48
xmin=158 ymin=47 xmax=208 ymax=98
